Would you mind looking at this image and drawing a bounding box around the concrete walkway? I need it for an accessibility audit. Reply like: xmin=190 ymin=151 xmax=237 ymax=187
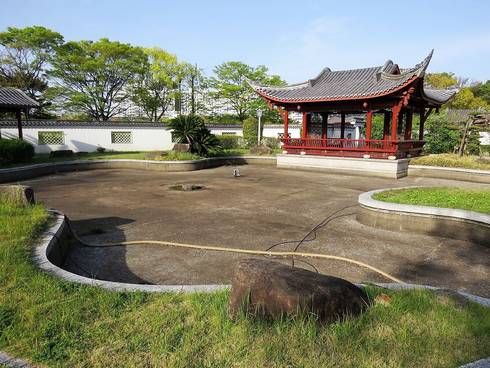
xmin=22 ymin=166 xmax=490 ymax=297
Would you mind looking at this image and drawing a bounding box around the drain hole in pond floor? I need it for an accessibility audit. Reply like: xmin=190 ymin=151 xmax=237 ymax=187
xmin=169 ymin=184 xmax=204 ymax=191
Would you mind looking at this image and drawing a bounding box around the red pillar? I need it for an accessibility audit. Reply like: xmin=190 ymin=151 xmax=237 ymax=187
xmin=302 ymin=112 xmax=308 ymax=139
xmin=366 ymin=110 xmax=373 ymax=140
xmin=283 ymin=110 xmax=289 ymax=139
xmin=383 ymin=111 xmax=390 ymax=140
xmin=321 ymin=113 xmax=328 ymax=139
xmin=419 ymin=108 xmax=425 ymax=140
xmin=340 ymin=113 xmax=345 ymax=139
xmin=391 ymin=104 xmax=400 ymax=141
xmin=404 ymin=110 xmax=413 ymax=140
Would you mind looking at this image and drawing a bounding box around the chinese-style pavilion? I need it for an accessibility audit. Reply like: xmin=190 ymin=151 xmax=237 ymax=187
xmin=249 ymin=50 xmax=456 ymax=159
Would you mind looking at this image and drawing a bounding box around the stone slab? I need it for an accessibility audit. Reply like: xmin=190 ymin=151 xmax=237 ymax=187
xmin=277 ymin=154 xmax=409 ymax=178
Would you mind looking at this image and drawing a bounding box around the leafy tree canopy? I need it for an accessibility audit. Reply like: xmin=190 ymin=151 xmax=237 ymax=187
xmin=50 ymin=38 xmax=147 ymax=121
xmin=130 ymin=47 xmax=180 ymax=121
xmin=450 ymin=88 xmax=489 ymax=111
xmin=209 ymin=61 xmax=285 ymax=122
xmin=425 ymin=72 xmax=458 ymax=89
xmin=472 ymin=80 xmax=490 ymax=105
xmin=0 ymin=26 xmax=63 ymax=105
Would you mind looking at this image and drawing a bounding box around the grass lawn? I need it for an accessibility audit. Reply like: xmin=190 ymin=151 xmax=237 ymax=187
xmin=411 ymin=153 xmax=490 ymax=171
xmin=0 ymin=201 xmax=489 ymax=367
xmin=0 ymin=150 xmax=201 ymax=168
xmin=373 ymin=187 xmax=490 ymax=215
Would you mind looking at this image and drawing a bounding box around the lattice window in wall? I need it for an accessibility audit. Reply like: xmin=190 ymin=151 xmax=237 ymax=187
xmin=111 ymin=131 xmax=132 ymax=144
xmin=38 ymin=131 xmax=64 ymax=145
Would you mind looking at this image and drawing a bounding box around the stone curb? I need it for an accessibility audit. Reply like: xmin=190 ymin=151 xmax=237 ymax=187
xmin=0 ymin=156 xmax=276 ymax=183
xmin=359 ymin=187 xmax=490 ymax=225
xmin=459 ymin=357 xmax=490 ymax=367
xmin=0 ymin=352 xmax=34 ymax=368
xmin=36 ymin=210 xmax=490 ymax=307
xmin=408 ymin=164 xmax=490 ymax=184
xmin=34 ymin=210 xmax=230 ymax=293
xmin=410 ymin=164 xmax=490 ymax=175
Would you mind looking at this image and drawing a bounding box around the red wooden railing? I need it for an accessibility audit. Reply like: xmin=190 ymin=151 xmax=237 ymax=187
xmin=281 ymin=138 xmax=425 ymax=158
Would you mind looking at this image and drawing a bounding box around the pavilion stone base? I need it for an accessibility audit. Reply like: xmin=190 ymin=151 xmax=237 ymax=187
xmin=277 ymin=154 xmax=409 ymax=179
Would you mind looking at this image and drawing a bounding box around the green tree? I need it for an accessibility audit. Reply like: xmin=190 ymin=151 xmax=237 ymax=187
xmin=130 ymin=47 xmax=180 ymax=121
xmin=169 ymin=115 xmax=220 ymax=155
xmin=0 ymin=26 xmax=63 ymax=107
xmin=209 ymin=62 xmax=284 ymax=122
xmin=425 ymin=72 xmax=458 ymax=88
xmin=424 ymin=111 xmax=460 ymax=154
xmin=450 ymin=88 xmax=489 ymax=110
xmin=243 ymin=117 xmax=259 ymax=146
xmin=181 ymin=63 xmax=208 ymax=115
xmin=50 ymin=38 xmax=147 ymax=121
xmin=471 ymin=80 xmax=490 ymax=105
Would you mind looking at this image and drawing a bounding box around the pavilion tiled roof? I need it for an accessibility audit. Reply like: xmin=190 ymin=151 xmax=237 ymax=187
xmin=248 ymin=50 xmax=456 ymax=105
xmin=0 ymin=87 xmax=39 ymax=108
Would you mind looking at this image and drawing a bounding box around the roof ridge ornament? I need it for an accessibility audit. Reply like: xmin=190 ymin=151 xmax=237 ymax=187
xmin=308 ymin=67 xmax=332 ymax=86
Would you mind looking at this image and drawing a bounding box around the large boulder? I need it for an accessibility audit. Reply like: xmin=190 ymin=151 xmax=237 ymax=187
xmin=172 ymin=143 xmax=190 ymax=152
xmin=249 ymin=144 xmax=272 ymax=155
xmin=0 ymin=185 xmax=35 ymax=205
xmin=229 ymin=258 xmax=370 ymax=323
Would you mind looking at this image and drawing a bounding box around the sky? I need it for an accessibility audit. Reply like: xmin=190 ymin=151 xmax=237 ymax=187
xmin=1 ymin=0 xmax=489 ymax=84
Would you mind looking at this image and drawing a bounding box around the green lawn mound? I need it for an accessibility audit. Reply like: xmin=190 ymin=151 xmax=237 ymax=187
xmin=373 ymin=187 xmax=490 ymax=215
xmin=410 ymin=153 xmax=490 ymax=171
xmin=0 ymin=201 xmax=489 ymax=367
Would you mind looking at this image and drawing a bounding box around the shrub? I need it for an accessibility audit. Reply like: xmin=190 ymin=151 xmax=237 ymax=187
xmin=423 ymin=112 xmax=460 ymax=154
xmin=216 ymin=135 xmax=241 ymax=149
xmin=0 ymin=139 xmax=34 ymax=164
xmin=243 ymin=117 xmax=259 ymax=147
xmin=262 ymin=137 xmax=280 ymax=149
xmin=169 ymin=115 xmax=221 ymax=156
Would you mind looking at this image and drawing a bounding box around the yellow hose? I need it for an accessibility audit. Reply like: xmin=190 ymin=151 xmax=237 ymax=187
xmin=68 ymin=220 xmax=405 ymax=284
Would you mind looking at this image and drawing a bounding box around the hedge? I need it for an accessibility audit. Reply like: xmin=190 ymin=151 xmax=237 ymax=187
xmin=0 ymin=139 xmax=35 ymax=164
xmin=216 ymin=135 xmax=242 ymax=149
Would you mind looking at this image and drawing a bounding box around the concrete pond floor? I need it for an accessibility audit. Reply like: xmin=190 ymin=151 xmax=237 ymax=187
xmin=22 ymin=165 xmax=490 ymax=297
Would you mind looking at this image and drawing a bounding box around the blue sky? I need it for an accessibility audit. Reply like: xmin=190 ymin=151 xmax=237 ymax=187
xmin=1 ymin=0 xmax=489 ymax=83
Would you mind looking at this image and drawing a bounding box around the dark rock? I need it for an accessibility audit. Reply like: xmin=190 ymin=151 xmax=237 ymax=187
xmin=229 ymin=258 xmax=370 ymax=323
xmin=75 ymin=151 xmax=89 ymax=156
xmin=172 ymin=143 xmax=190 ymax=152
xmin=249 ymin=144 xmax=272 ymax=155
xmin=50 ymin=150 xmax=74 ymax=157
xmin=0 ymin=185 xmax=35 ymax=205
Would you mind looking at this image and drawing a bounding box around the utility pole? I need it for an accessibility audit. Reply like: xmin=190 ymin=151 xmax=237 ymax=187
xmin=257 ymin=109 xmax=262 ymax=145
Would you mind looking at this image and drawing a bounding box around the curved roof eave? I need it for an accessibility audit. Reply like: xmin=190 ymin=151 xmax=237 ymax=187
xmin=247 ymin=50 xmax=434 ymax=104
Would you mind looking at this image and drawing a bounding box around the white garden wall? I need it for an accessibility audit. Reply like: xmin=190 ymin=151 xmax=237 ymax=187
xmin=0 ymin=122 xmax=173 ymax=153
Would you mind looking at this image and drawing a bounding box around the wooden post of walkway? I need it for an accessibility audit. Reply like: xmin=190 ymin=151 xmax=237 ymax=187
xmin=16 ymin=109 xmax=23 ymax=140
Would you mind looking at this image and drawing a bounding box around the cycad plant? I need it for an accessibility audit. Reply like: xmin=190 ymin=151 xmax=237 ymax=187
xmin=169 ymin=115 xmax=220 ymax=156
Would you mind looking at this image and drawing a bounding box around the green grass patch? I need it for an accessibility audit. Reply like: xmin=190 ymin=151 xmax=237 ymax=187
xmin=411 ymin=153 xmax=490 ymax=170
xmin=373 ymin=187 xmax=490 ymax=215
xmin=0 ymin=150 xmax=202 ymax=168
xmin=1 ymin=201 xmax=489 ymax=367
